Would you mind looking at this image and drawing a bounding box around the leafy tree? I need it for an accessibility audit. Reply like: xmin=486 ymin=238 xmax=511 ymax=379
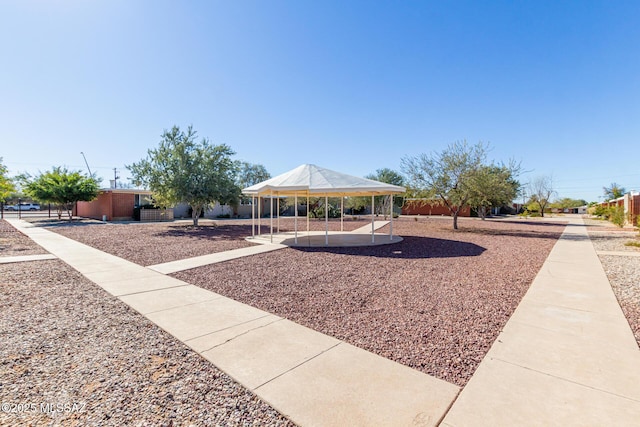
xmin=345 ymin=168 xmax=405 ymax=216
xmin=234 ymin=161 xmax=273 ymax=213
xmin=235 ymin=161 xmax=271 ymax=189
xmin=22 ymin=167 xmax=99 ymax=220
xmin=0 ymin=158 xmax=15 ymax=205
xmin=128 ymin=125 xmax=239 ymax=226
xmin=401 ymin=140 xmax=487 ymax=229
xmin=528 ymin=175 xmax=556 ymax=217
xmin=467 ymin=163 xmax=520 ymax=219
xmin=603 ymin=182 xmax=626 ymax=200
xmin=550 ymin=198 xmax=587 ymax=210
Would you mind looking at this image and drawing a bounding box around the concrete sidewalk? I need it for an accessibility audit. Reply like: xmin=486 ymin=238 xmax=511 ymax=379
xmin=442 ymin=218 xmax=640 ymax=426
xmin=10 ymin=216 xmax=640 ymax=426
xmin=7 ymin=218 xmax=459 ymax=426
xmin=0 ymin=253 xmax=57 ymax=264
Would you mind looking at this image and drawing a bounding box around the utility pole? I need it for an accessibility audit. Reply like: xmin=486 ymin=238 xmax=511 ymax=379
xmin=80 ymin=152 xmax=92 ymax=176
xmin=113 ymin=168 xmax=120 ymax=189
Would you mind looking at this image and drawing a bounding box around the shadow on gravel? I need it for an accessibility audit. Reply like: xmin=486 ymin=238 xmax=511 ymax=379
xmin=34 ymin=220 xmax=106 ymax=228
xmin=292 ymin=236 xmax=486 ymax=259
xmin=157 ymin=224 xmax=263 ymax=240
xmin=458 ymin=227 xmax=564 ymax=240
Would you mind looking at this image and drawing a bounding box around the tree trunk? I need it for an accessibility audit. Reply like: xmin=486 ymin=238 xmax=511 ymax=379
xmin=453 ymin=211 xmax=459 ymax=229
xmin=192 ymin=205 xmax=202 ymax=226
xmin=479 ymin=206 xmax=487 ymax=220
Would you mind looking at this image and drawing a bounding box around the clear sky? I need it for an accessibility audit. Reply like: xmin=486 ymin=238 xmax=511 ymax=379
xmin=1 ymin=0 xmax=639 ymax=203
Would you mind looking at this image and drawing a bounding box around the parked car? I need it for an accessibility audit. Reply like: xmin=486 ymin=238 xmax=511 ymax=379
xmin=5 ymin=203 xmax=41 ymax=211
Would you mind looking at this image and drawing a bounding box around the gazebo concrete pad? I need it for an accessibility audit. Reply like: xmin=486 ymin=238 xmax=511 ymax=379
xmin=247 ymin=231 xmax=403 ymax=247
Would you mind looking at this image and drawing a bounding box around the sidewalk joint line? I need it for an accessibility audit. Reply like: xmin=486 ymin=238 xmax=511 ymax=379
xmin=136 ymin=295 xmax=225 ymax=316
xmin=115 ymin=283 xmax=191 ymax=297
xmin=492 ymin=357 xmax=640 ymax=403
xmin=197 ymin=317 xmax=284 ymax=353
xmin=253 ymin=342 xmax=342 ymax=391
xmin=185 ymin=313 xmax=276 ymax=343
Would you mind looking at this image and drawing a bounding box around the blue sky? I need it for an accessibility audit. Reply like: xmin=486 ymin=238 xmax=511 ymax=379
xmin=1 ymin=0 xmax=639 ymax=202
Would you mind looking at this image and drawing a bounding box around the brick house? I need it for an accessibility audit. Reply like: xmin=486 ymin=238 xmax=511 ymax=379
xmin=75 ymin=189 xmax=153 ymax=221
xmin=601 ymin=191 xmax=640 ymax=226
xmin=401 ymin=198 xmax=471 ymax=216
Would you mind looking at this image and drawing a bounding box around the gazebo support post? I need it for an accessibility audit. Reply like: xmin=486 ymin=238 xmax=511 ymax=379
xmin=390 ymin=194 xmax=393 ymax=240
xmin=307 ymin=194 xmax=310 ymax=235
xmin=277 ymin=196 xmax=280 ymax=233
xmin=340 ymin=196 xmax=344 ymax=232
xmin=258 ymin=197 xmax=261 ymax=236
xmin=371 ymin=195 xmax=375 ymax=243
xmin=251 ymin=196 xmax=255 ymax=238
xmin=270 ymin=191 xmax=273 ymax=243
xmin=325 ymin=195 xmax=329 ymax=246
xmin=294 ymin=194 xmax=298 ymax=244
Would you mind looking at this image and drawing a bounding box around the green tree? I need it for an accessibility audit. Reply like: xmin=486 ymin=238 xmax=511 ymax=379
xmin=550 ymin=198 xmax=587 ymax=210
xmin=234 ymin=161 xmax=273 ymax=212
xmin=468 ymin=163 xmax=520 ymax=219
xmin=346 ymin=168 xmax=405 ymax=216
xmin=603 ymin=182 xmax=625 ymax=200
xmin=401 ymin=140 xmax=487 ymax=229
xmin=128 ymin=125 xmax=239 ymax=226
xmin=22 ymin=167 xmax=99 ymax=220
xmin=236 ymin=161 xmax=271 ymax=189
xmin=0 ymin=158 xmax=16 ymax=205
xmin=528 ymin=175 xmax=555 ymax=217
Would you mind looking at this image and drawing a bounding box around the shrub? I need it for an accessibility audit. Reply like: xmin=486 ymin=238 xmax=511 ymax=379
xmin=593 ymin=204 xmax=608 ymax=218
xmin=609 ymin=205 xmax=626 ymax=228
xmin=309 ymin=204 xmax=341 ymax=219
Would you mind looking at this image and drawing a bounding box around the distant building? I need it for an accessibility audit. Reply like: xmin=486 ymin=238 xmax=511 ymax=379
xmin=75 ymin=188 xmax=153 ymax=221
xmin=401 ymin=198 xmax=471 ymax=216
xmin=599 ymin=191 xmax=640 ymax=225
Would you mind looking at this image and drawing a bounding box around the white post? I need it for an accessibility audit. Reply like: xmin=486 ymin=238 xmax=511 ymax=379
xmin=371 ymin=195 xmax=375 ymax=243
xmin=307 ymin=194 xmax=310 ymax=235
xmin=325 ymin=195 xmax=329 ymax=246
xmin=294 ymin=193 xmax=298 ymax=244
xmin=340 ymin=196 xmax=344 ymax=232
xmin=390 ymin=194 xmax=393 ymax=240
xmin=270 ymin=191 xmax=273 ymax=243
xmin=277 ymin=196 xmax=280 ymax=233
xmin=251 ymin=196 xmax=255 ymax=238
xmin=258 ymin=197 xmax=261 ymax=235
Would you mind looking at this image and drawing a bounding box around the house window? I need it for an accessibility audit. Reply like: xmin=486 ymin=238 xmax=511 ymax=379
xmin=134 ymin=194 xmax=153 ymax=207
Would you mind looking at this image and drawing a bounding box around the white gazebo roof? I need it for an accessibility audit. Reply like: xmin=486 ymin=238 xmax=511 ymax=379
xmin=242 ymin=164 xmax=405 ymax=196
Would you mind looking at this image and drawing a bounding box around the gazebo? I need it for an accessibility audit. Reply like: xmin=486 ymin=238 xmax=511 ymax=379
xmin=242 ymin=164 xmax=406 ymax=246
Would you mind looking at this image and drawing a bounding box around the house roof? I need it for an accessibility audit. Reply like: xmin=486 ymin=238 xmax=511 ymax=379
xmin=242 ymin=164 xmax=406 ymax=197
xmin=99 ymin=188 xmax=153 ymax=195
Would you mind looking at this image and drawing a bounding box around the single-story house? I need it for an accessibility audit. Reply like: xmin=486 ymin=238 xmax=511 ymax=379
xmin=401 ymin=198 xmax=471 ymax=216
xmin=75 ymin=189 xmax=153 ymax=221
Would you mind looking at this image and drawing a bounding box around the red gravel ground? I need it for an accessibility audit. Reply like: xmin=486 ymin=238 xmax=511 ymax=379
xmin=1 ymin=219 xmax=293 ymax=425
xmin=173 ymin=216 xmax=566 ymax=387
xmin=0 ymin=220 xmax=48 ymax=257
xmin=48 ymin=220 xmax=258 ymax=266
xmin=47 ymin=217 xmax=369 ymax=266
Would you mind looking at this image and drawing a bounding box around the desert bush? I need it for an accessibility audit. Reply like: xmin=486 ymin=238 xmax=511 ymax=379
xmin=609 ymin=205 xmax=626 ymax=228
xmin=593 ymin=204 xmax=608 ymax=218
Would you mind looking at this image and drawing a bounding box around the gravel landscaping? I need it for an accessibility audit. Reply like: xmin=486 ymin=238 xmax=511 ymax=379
xmin=172 ymin=216 xmax=566 ymax=387
xmin=46 ymin=217 xmax=369 ymax=266
xmin=585 ymin=218 xmax=640 ymax=346
xmin=0 ymin=258 xmax=294 ymax=426
xmin=0 ymin=220 xmax=48 ymax=257
xmin=48 ymin=220 xmax=259 ymax=266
